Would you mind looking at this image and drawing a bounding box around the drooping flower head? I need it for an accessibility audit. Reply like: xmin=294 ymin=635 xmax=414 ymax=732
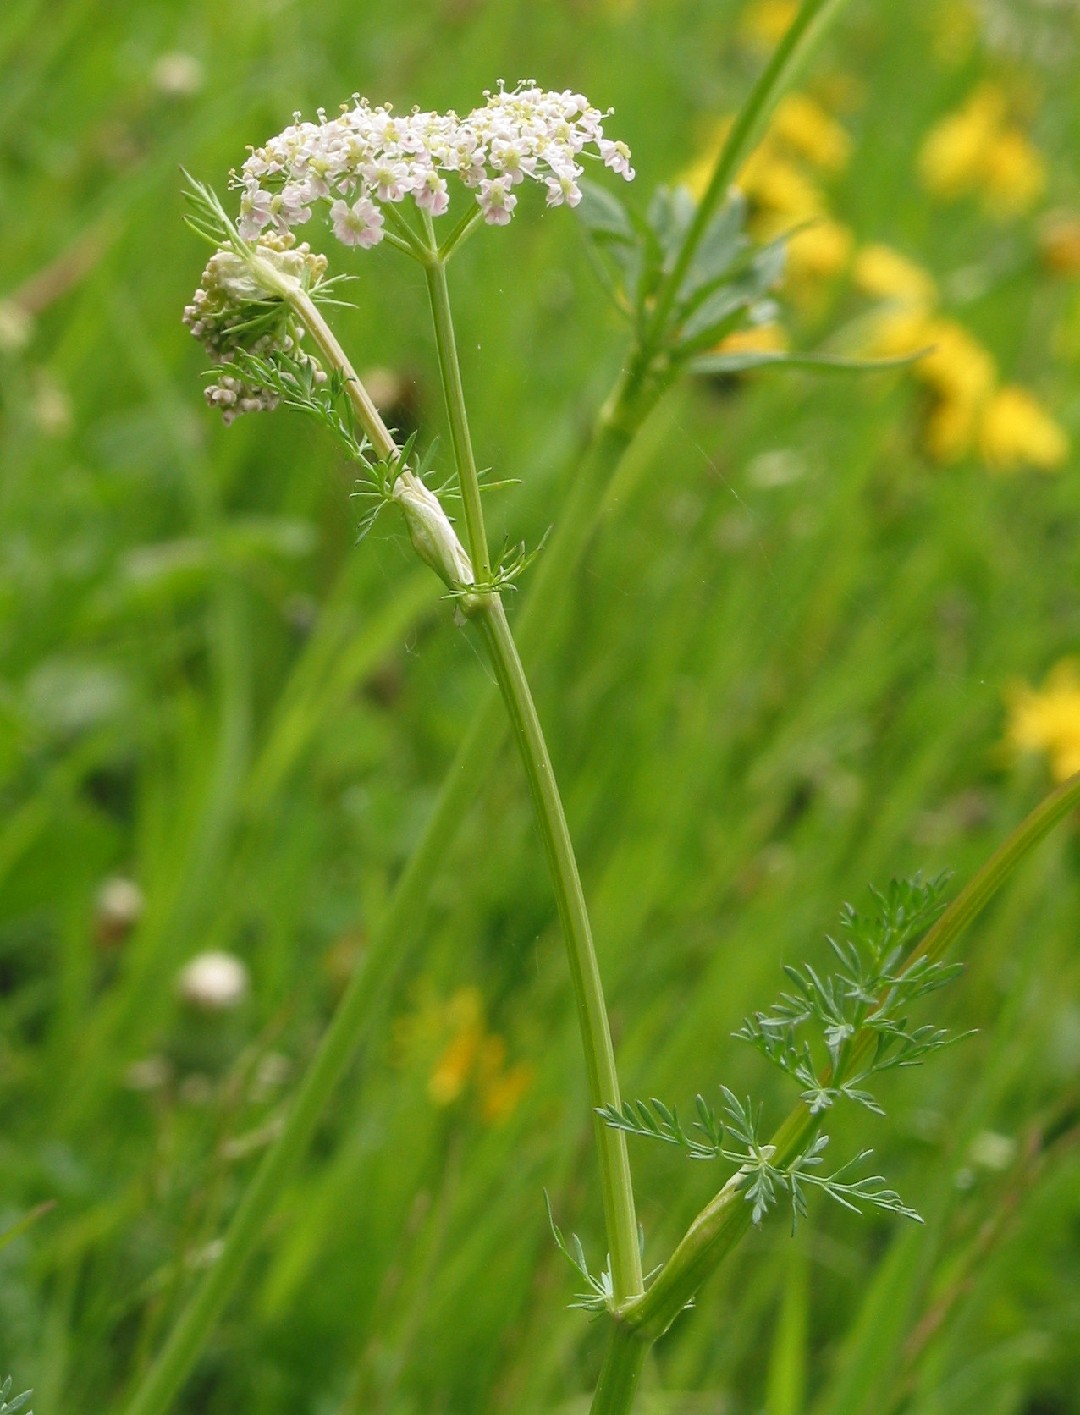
xmin=233 ymin=79 xmax=635 ymax=245
xmin=182 ymin=230 xmax=329 ymax=422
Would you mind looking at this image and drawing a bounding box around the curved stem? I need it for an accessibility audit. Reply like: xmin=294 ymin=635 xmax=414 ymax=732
xmin=477 ymin=600 xmax=643 ymax=1302
xmin=289 ymin=288 xmax=397 ymax=457
xmin=423 ymin=251 xmax=642 ymax=1302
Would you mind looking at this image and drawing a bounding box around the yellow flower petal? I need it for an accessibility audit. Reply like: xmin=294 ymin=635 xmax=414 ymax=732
xmin=918 ymin=84 xmax=1007 ymax=201
xmin=853 ymin=244 xmax=937 ymax=309
xmin=979 ymin=385 xmax=1069 ymax=472
xmin=716 ymin=323 xmax=789 ymax=356
xmin=1005 ymin=661 xmax=1080 ymax=782
xmin=771 ymin=92 xmax=851 ymax=173
xmin=428 ymin=1018 xmax=483 ymax=1104
xmin=786 ymin=219 xmax=853 ymax=282
xmin=919 ymin=319 xmax=996 ymax=401
xmin=982 ymin=128 xmax=1046 ymax=217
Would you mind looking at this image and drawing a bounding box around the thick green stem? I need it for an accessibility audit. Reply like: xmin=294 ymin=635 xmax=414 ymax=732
xmin=477 ymin=600 xmax=643 ymax=1301
xmin=423 ymin=253 xmax=643 ymax=1302
xmin=589 ymin=1323 xmax=650 ymax=1415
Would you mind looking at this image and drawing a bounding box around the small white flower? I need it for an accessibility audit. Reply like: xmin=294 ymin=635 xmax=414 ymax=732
xmin=479 ymin=176 xmax=517 ymax=225
xmin=152 ymin=52 xmax=203 ymax=98
xmin=545 ymin=168 xmax=582 ymax=208
xmin=489 ymin=137 xmax=535 ymax=185
xmin=330 ymin=196 xmax=385 ymax=247
xmin=598 ymin=138 xmax=635 ymax=180
xmin=177 ymin=951 xmax=250 ymax=1011
xmin=95 ymin=875 xmax=145 ymax=945
xmin=415 ymin=170 xmax=450 ymax=216
xmin=362 ymin=158 xmax=410 ymax=202
xmin=274 ymin=182 xmax=314 ymax=229
xmin=238 ymin=183 xmax=274 ymax=239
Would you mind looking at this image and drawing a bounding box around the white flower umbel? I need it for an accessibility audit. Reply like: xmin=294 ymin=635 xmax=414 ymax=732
xmin=233 ymin=80 xmax=634 ymax=246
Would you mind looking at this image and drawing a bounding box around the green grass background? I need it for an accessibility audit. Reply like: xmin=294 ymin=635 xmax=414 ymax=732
xmin=2 ymin=0 xmax=1079 ymax=1411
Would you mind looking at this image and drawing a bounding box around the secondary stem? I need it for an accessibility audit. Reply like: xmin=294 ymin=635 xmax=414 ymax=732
xmin=423 ymin=220 xmax=492 ymax=581
xmin=620 ymin=767 xmax=1080 ymax=1343
xmin=643 ymin=0 xmax=853 ymax=357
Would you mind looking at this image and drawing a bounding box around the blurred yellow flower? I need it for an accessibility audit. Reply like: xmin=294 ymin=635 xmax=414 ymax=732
xmin=978 ymin=385 xmax=1070 ymax=473
xmin=681 ymin=91 xmax=853 ymax=310
xmin=866 ymin=310 xmax=994 ymax=396
xmin=401 ymin=984 xmax=534 ymax=1124
xmin=1005 ymin=662 xmax=1080 ymax=781
xmin=862 ymin=309 xmax=996 ymax=463
xmin=427 ymin=988 xmax=484 ymax=1104
xmin=771 ymin=92 xmax=851 ymax=173
xmin=474 ymin=1035 xmax=535 ymax=1124
xmin=918 ymin=83 xmax=1045 ymax=218
xmin=920 ymin=320 xmax=997 ymax=404
xmin=739 ymin=0 xmax=799 ymax=48
xmin=981 ymin=128 xmax=1047 ymax=217
xmin=917 ymin=321 xmax=997 ymax=463
xmin=716 ymin=323 xmax=789 ymax=357
xmin=918 ymin=84 xmax=1006 ymax=199
xmin=739 ymin=146 xmax=826 ymax=226
xmin=863 ymin=309 xmax=1068 ymax=469
xmin=853 ymin=244 xmax=937 ymax=309
xmin=786 ymin=219 xmax=854 ymax=283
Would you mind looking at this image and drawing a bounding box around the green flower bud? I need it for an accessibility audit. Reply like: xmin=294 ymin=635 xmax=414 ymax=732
xmin=392 ymin=470 xmax=475 ymax=594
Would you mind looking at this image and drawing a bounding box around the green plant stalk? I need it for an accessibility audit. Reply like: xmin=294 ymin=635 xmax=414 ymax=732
xmin=590 ymin=1323 xmax=650 ymax=1415
xmin=643 ymin=0 xmax=854 ymax=357
xmin=118 ymin=329 xmax=652 ymax=1415
xmin=617 ymin=768 xmax=1080 ymax=1343
xmin=424 ymin=251 xmax=643 ymax=1304
xmin=421 ymin=218 xmax=493 ymax=581
xmin=128 ymin=5 xmax=864 ymax=1398
xmin=478 ymin=599 xmax=643 ymax=1301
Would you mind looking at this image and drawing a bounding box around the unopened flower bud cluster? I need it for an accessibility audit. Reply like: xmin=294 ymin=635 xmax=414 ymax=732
xmin=234 ymin=79 xmax=635 ymax=246
xmin=182 ymin=233 xmax=328 ymax=423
